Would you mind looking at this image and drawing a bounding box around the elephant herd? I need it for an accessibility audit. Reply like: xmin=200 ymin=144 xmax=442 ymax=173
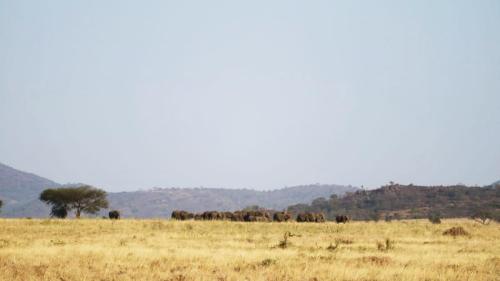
xmin=171 ymin=210 xmax=277 ymax=222
xmin=171 ymin=210 xmax=350 ymax=223
xmin=296 ymin=212 xmax=325 ymax=222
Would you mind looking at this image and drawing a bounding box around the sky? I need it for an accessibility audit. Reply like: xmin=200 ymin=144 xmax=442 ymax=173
xmin=1 ymin=1 xmax=499 ymax=192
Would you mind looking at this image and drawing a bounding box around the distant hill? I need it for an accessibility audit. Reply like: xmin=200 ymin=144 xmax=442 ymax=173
xmin=288 ymin=183 xmax=500 ymax=221
xmin=107 ymin=184 xmax=357 ymax=218
xmin=0 ymin=162 xmax=59 ymax=202
xmin=0 ymin=162 xmax=356 ymax=218
xmin=0 ymin=163 xmax=59 ymax=216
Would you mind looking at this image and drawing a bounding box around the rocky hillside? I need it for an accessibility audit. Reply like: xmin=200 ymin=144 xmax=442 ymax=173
xmin=288 ymin=183 xmax=500 ymax=221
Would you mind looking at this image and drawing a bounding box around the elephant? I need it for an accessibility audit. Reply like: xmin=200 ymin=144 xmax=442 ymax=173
xmin=335 ymin=215 xmax=349 ymax=223
xmin=108 ymin=210 xmax=120 ymax=219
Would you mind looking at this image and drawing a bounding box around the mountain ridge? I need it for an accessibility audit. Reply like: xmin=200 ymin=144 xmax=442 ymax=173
xmin=0 ymin=162 xmax=59 ymax=204
xmin=0 ymin=162 xmax=356 ymax=217
xmin=107 ymin=184 xmax=356 ymax=218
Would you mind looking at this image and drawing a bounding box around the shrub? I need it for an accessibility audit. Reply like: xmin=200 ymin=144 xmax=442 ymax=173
xmin=443 ymin=226 xmax=469 ymax=237
xmin=472 ymin=210 xmax=492 ymax=225
xmin=260 ymin=258 xmax=276 ymax=267
xmin=377 ymin=238 xmax=395 ymax=251
xmin=336 ymin=238 xmax=353 ymax=244
xmin=370 ymin=210 xmax=382 ymax=222
xmin=359 ymin=256 xmax=392 ymax=266
xmin=428 ymin=211 xmax=441 ymax=224
xmin=276 ymin=231 xmax=300 ymax=249
xmin=326 ymin=241 xmax=339 ymax=251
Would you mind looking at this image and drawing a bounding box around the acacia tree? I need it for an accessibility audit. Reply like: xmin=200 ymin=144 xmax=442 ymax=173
xmin=0 ymin=199 xmax=3 ymax=213
xmin=40 ymin=185 xmax=108 ymax=218
xmin=472 ymin=209 xmax=492 ymax=225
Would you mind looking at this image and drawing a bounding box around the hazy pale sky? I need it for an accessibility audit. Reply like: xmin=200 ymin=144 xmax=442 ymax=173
xmin=1 ymin=1 xmax=499 ymax=191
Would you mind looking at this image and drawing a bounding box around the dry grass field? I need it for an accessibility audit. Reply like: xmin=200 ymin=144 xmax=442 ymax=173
xmin=0 ymin=219 xmax=498 ymax=281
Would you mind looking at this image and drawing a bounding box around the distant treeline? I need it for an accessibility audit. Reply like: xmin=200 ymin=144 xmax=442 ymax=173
xmin=287 ymin=183 xmax=500 ymax=221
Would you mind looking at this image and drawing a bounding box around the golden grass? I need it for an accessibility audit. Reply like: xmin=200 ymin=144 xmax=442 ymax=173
xmin=0 ymin=219 xmax=498 ymax=281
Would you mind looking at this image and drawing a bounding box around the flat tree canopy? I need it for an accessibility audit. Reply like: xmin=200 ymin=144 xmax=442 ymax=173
xmin=40 ymin=185 xmax=108 ymax=218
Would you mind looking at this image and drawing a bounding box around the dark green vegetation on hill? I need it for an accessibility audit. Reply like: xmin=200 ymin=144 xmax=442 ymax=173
xmin=288 ymin=183 xmax=500 ymax=221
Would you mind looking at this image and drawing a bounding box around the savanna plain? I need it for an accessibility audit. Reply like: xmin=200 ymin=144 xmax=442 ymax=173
xmin=0 ymin=219 xmax=498 ymax=281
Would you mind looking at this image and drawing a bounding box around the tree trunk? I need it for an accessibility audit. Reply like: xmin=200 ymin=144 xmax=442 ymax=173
xmin=76 ymin=209 xmax=81 ymax=219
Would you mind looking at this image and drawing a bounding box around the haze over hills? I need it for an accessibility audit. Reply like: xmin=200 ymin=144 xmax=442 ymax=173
xmin=0 ymin=162 xmax=356 ymax=218
xmin=1 ymin=162 xmax=497 ymax=219
xmin=0 ymin=163 xmax=59 ymax=203
xmin=108 ymin=184 xmax=357 ymax=218
xmin=0 ymin=163 xmax=60 ymax=216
